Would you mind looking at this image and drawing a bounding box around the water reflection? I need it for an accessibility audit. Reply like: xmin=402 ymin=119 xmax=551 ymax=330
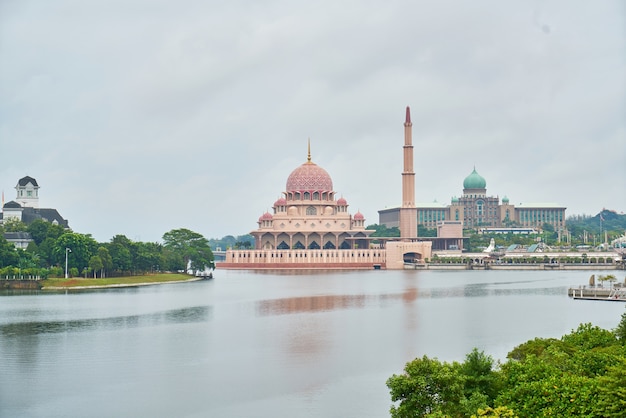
xmin=0 ymin=305 xmax=212 ymax=337
xmin=256 ymin=288 xmax=418 ymax=316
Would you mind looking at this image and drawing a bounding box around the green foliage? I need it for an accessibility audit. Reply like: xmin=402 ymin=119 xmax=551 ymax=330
xmin=390 ymin=317 xmax=626 ymax=418
xmin=461 ymin=348 xmax=500 ymax=401
xmin=418 ymin=225 xmax=437 ymax=237
xmin=387 ymin=355 xmax=465 ymax=418
xmin=366 ymin=224 xmax=400 ymax=238
xmin=89 ymin=256 xmax=103 ymax=278
xmin=162 ymin=228 xmax=214 ymax=272
xmin=2 ymin=218 xmax=27 ymax=232
xmin=594 ymin=358 xmax=626 ymax=417
xmin=471 ymin=406 xmax=518 ymax=417
xmin=615 ymin=309 xmax=626 ymax=343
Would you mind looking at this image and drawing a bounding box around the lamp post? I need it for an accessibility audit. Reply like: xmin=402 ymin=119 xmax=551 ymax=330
xmin=65 ymin=248 xmax=72 ymax=279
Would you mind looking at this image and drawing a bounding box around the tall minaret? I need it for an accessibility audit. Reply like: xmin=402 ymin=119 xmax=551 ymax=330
xmin=399 ymin=106 xmax=417 ymax=239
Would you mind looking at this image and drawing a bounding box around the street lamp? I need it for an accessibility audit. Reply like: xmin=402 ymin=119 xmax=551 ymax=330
xmin=65 ymin=248 xmax=72 ymax=279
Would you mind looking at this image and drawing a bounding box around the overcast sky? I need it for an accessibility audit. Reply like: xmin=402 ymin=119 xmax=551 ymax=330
xmin=1 ymin=0 xmax=624 ymax=243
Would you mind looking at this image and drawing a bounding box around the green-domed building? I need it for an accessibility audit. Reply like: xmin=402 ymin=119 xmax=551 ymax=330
xmin=379 ymin=167 xmax=566 ymax=233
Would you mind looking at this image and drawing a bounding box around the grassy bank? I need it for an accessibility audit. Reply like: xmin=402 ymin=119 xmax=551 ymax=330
xmin=41 ymin=273 xmax=198 ymax=289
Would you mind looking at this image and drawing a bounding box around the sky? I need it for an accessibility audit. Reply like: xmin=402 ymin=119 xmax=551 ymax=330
xmin=1 ymin=0 xmax=625 ymax=243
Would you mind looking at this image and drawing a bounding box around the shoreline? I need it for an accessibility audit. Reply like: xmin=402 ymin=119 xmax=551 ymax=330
xmin=41 ymin=276 xmax=206 ymax=290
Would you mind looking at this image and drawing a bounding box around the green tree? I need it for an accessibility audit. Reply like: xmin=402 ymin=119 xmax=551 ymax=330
xmin=366 ymin=224 xmax=400 ymax=237
xmin=97 ymin=247 xmax=113 ymax=278
xmin=134 ymin=241 xmax=164 ymax=273
xmin=594 ymin=358 xmax=626 ymax=417
xmin=615 ymin=309 xmax=626 ymax=344
xmin=162 ymin=228 xmax=214 ymax=273
xmin=27 ymin=219 xmax=65 ymax=245
xmin=461 ymin=348 xmax=499 ymax=401
xmin=55 ymin=232 xmax=98 ymax=272
xmin=107 ymin=235 xmax=134 ymax=274
xmin=0 ymin=235 xmax=19 ymax=267
xmin=2 ymin=218 xmax=27 ymax=232
xmin=387 ymin=355 xmax=465 ymax=418
xmin=88 ymin=255 xmax=103 ymax=278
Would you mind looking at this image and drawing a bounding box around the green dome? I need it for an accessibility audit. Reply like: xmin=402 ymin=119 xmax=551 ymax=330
xmin=502 ymin=196 xmax=509 ymax=203
xmin=463 ymin=168 xmax=486 ymax=189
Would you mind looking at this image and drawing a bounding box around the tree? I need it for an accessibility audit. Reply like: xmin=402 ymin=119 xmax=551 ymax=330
xmin=107 ymin=235 xmax=134 ymax=274
xmin=594 ymin=358 xmax=626 ymax=417
xmin=461 ymin=348 xmax=499 ymax=402
xmin=387 ymin=355 xmax=465 ymax=418
xmin=88 ymin=256 xmax=103 ymax=278
xmin=97 ymin=247 xmax=113 ymax=278
xmin=366 ymin=224 xmax=400 ymax=237
xmin=55 ymin=232 xmax=98 ymax=272
xmin=2 ymin=218 xmax=27 ymax=232
xmin=0 ymin=236 xmax=19 ymax=268
xmin=615 ymin=309 xmax=626 ymax=343
xmin=27 ymin=219 xmax=65 ymax=245
xmin=162 ymin=228 xmax=214 ymax=273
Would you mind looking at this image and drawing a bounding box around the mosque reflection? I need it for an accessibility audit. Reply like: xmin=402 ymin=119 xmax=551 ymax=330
xmin=256 ymin=287 xmax=418 ymax=316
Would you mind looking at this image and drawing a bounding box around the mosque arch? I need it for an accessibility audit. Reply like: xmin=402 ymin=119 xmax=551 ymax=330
xmin=313 ymin=192 xmax=320 ymax=200
xmin=277 ymin=241 xmax=289 ymax=250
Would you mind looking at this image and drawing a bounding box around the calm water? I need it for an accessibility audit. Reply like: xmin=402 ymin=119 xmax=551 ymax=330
xmin=1 ymin=270 xmax=625 ymax=418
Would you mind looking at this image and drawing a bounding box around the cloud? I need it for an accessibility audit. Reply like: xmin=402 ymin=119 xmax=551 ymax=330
xmin=1 ymin=0 xmax=624 ymax=242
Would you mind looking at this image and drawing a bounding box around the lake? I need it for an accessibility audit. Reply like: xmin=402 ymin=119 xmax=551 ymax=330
xmin=1 ymin=269 xmax=624 ymax=418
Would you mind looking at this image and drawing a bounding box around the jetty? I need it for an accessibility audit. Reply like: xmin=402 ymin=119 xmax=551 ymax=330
xmin=569 ymin=274 xmax=626 ymax=302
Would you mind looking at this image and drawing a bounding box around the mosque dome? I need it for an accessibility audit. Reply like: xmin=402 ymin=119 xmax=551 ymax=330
xmin=354 ymin=211 xmax=364 ymax=220
xmin=286 ymin=161 xmax=333 ymax=192
xmin=502 ymin=196 xmax=509 ymax=204
xmin=463 ymin=168 xmax=486 ymax=189
xmin=337 ymin=197 xmax=347 ymax=206
xmin=274 ymin=197 xmax=287 ymax=206
xmin=259 ymin=212 xmax=273 ymax=221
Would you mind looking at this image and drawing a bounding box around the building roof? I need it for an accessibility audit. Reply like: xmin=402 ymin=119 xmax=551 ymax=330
xmin=21 ymin=207 xmax=70 ymax=228
xmin=17 ymin=176 xmax=38 ymax=187
xmin=286 ymin=161 xmax=333 ymax=192
xmin=516 ymin=203 xmax=565 ymax=208
xmin=3 ymin=200 xmax=22 ymax=209
xmin=463 ymin=168 xmax=486 ymax=189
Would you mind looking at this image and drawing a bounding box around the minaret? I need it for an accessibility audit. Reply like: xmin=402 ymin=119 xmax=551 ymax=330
xmin=399 ymin=106 xmax=417 ymax=239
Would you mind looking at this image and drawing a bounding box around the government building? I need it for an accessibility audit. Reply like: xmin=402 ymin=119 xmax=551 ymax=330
xmin=379 ymin=168 xmax=566 ymax=233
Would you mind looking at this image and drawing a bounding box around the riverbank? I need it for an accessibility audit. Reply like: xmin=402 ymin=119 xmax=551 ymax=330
xmin=40 ymin=273 xmax=205 ymax=290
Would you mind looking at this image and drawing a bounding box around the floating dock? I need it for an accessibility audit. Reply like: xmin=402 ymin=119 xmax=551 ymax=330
xmin=569 ymin=286 xmax=626 ymax=302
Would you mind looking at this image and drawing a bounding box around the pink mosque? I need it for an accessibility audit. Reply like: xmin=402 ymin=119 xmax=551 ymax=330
xmin=217 ymin=108 xmax=432 ymax=269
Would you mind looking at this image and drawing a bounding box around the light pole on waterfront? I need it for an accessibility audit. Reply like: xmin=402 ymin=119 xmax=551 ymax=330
xmin=65 ymin=248 xmax=71 ymax=279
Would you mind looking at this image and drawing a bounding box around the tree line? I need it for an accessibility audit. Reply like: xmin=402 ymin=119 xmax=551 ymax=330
xmin=0 ymin=219 xmax=214 ymax=279
xmin=387 ymin=311 xmax=626 ymax=417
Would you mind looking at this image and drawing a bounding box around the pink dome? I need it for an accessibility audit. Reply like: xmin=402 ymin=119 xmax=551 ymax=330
xmin=354 ymin=211 xmax=364 ymax=220
xmin=286 ymin=162 xmax=333 ymax=192
xmin=259 ymin=212 xmax=273 ymax=221
xmin=274 ymin=197 xmax=287 ymax=206
xmin=337 ymin=197 xmax=347 ymax=205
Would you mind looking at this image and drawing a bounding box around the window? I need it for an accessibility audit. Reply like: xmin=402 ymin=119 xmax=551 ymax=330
xmin=306 ymin=206 xmax=317 ymax=216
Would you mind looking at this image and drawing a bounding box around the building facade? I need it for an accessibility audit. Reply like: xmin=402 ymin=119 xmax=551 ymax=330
xmin=379 ymin=168 xmax=566 ymax=232
xmin=1 ymin=176 xmax=69 ymax=228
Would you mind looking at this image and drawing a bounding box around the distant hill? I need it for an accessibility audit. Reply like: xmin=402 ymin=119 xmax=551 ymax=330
xmin=567 ymin=209 xmax=626 ymax=240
